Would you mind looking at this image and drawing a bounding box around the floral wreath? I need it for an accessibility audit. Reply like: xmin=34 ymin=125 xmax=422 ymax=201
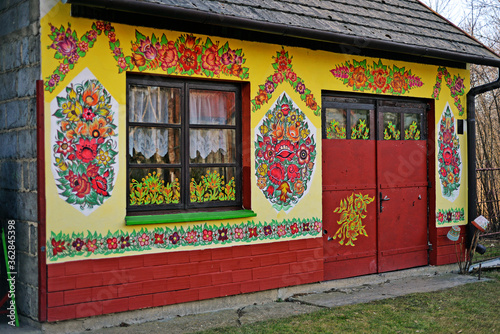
xmin=255 ymin=93 xmax=316 ymax=212
xmin=437 ymin=105 xmax=461 ymax=199
xmin=53 ymin=79 xmax=118 ymax=211
xmin=431 ymin=67 xmax=466 ymax=116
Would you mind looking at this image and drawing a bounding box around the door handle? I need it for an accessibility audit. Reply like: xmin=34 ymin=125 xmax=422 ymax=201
xmin=380 ymin=192 xmax=390 ymax=212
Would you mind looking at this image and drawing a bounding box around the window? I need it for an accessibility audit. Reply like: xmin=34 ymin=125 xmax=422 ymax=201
xmin=127 ymin=76 xmax=242 ymax=213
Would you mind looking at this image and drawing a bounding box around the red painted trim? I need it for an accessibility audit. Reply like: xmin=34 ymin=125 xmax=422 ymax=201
xmin=36 ymin=80 xmax=47 ymax=322
xmin=241 ymin=82 xmax=251 ymax=209
xmin=427 ymin=100 xmax=438 ymax=265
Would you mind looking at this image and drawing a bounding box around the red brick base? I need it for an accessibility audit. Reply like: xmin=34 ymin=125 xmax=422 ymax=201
xmin=46 ymin=238 xmax=323 ymax=322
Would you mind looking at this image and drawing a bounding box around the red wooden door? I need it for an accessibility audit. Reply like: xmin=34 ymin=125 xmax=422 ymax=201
xmin=322 ymin=97 xmax=429 ymax=280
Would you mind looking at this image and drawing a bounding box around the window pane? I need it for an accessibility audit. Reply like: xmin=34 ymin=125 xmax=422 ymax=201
xmin=129 ymin=85 xmax=181 ymax=124
xmin=325 ymin=108 xmax=347 ymax=139
xmin=129 ymin=127 xmax=180 ymax=164
xmin=129 ymin=168 xmax=181 ymax=206
xmin=350 ymin=109 xmax=371 ymax=140
xmin=189 ymin=129 xmax=236 ymax=163
xmin=404 ymin=113 xmax=422 ymax=140
xmin=382 ymin=112 xmax=401 ymax=140
xmin=190 ymin=167 xmax=236 ymax=203
xmin=190 ymin=90 xmax=235 ymax=125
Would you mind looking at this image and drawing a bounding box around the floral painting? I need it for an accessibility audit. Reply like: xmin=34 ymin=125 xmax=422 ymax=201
xmin=333 ymin=193 xmax=374 ymax=247
xmin=431 ymin=67 xmax=466 ymax=116
xmin=436 ymin=208 xmax=465 ymax=225
xmin=46 ymin=217 xmax=322 ymax=261
xmin=437 ymin=104 xmax=461 ymax=201
xmin=255 ymin=92 xmax=317 ymax=212
xmin=331 ymin=59 xmax=423 ymax=95
xmin=51 ymin=68 xmax=118 ymax=215
xmin=251 ymin=48 xmax=321 ymax=116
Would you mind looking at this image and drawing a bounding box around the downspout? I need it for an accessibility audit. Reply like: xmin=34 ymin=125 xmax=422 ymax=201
xmin=466 ymin=67 xmax=500 ymax=245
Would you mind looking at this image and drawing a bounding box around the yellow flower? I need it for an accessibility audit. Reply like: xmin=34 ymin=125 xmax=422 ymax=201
xmin=61 ymin=100 xmax=83 ymax=122
xmin=260 ymin=124 xmax=269 ymax=135
xmin=300 ymin=127 xmax=310 ymax=139
xmin=56 ymin=157 xmax=68 ymax=171
xmin=96 ymin=150 xmax=111 ymax=165
xmin=257 ymin=163 xmax=268 ymax=176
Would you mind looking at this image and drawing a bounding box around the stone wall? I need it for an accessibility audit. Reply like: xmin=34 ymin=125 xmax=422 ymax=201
xmin=0 ymin=0 xmax=40 ymax=321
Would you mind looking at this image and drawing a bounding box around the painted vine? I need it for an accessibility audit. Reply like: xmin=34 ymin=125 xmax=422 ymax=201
xmin=45 ymin=21 xmax=249 ymax=92
xmin=47 ymin=218 xmax=322 ymax=261
xmin=129 ymin=171 xmax=180 ymax=206
xmin=251 ymin=48 xmax=321 ymax=116
xmin=431 ymin=67 xmax=466 ymax=116
xmin=190 ymin=170 xmax=235 ymax=203
xmin=330 ymin=59 xmax=423 ymax=95
xmin=333 ymin=193 xmax=375 ymax=246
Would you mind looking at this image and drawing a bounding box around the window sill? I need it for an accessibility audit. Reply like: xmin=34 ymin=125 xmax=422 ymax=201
xmin=125 ymin=209 xmax=257 ymax=226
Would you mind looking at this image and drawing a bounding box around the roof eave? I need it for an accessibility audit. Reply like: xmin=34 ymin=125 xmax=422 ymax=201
xmin=64 ymin=0 xmax=500 ymax=67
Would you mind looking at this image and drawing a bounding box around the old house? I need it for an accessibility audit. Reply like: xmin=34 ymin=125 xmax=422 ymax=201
xmin=1 ymin=0 xmax=500 ymax=325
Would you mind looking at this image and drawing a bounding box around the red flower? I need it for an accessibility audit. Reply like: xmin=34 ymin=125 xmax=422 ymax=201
xmin=443 ymin=147 xmax=453 ymax=165
xmin=371 ymin=68 xmax=389 ymax=92
xmin=272 ymin=72 xmax=284 ymax=84
xmin=91 ymin=171 xmax=110 ymax=196
xmin=287 ymin=164 xmax=300 ymax=183
xmin=266 ymin=185 xmax=275 ymax=196
xmin=158 ymin=41 xmax=178 ymax=69
xmin=201 ymin=44 xmax=221 ymax=75
xmin=51 ymin=239 xmax=66 ymax=256
xmin=268 ymin=163 xmax=285 ymax=185
xmin=154 ymin=233 xmax=164 ymax=244
xmin=203 ymin=229 xmax=213 ymax=242
xmin=440 ymin=167 xmax=447 ymax=177
xmin=290 ymin=223 xmax=299 ymax=235
xmin=86 ymin=164 xmax=99 ymax=178
xmin=281 ymin=104 xmax=290 ymax=116
xmin=248 ymin=227 xmax=258 ymax=238
xmin=75 ymin=138 xmax=99 ymax=163
xmin=108 ymin=32 xmax=116 ymax=43
xmin=82 ymin=107 xmax=95 ymax=121
xmin=107 ymin=237 xmax=118 ymax=249
xmin=297 ymin=144 xmax=312 ymax=165
xmin=180 ymin=49 xmax=198 ymax=72
xmin=65 ymin=171 xmax=91 ymax=198
xmin=56 ymin=138 xmax=74 ymax=156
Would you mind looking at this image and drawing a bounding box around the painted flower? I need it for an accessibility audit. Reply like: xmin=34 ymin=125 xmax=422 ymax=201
xmin=203 ymin=229 xmax=213 ymax=242
xmin=305 ymin=94 xmax=317 ymax=110
xmin=67 ymin=121 xmax=89 ymax=139
xmin=86 ymin=239 xmax=98 ymax=253
xmin=180 ymin=49 xmax=199 ymax=72
xmin=65 ymin=171 xmax=92 ymax=198
xmin=371 ymin=68 xmax=388 ymax=91
xmin=265 ymin=80 xmax=275 ymax=94
xmin=268 ymin=162 xmax=285 ymax=185
xmin=287 ymin=123 xmax=300 ymax=143
xmin=287 ymin=164 xmax=300 ymax=183
xmin=391 ymin=72 xmax=408 ymax=93
xmin=202 ymin=44 xmax=221 ymax=75
xmin=302 ymin=222 xmax=310 ymax=232
xmin=132 ymin=53 xmax=146 ymax=67
xmin=82 ymin=107 xmax=96 ymax=121
xmin=55 ymin=35 xmax=77 ymax=57
xmin=294 ymin=180 xmax=305 ymax=195
xmin=272 ymin=71 xmax=284 ymax=84
xmin=107 ymin=237 xmax=118 ymax=250
xmin=297 ymin=144 xmax=312 ymax=165
xmin=234 ymin=227 xmax=244 ymax=239
xmin=248 ymin=227 xmax=258 ymax=238
xmin=221 ymin=49 xmax=237 ymax=65
xmin=139 ymin=37 xmax=158 ymax=60
xmin=314 ymin=221 xmax=322 ymax=233
xmin=277 ymin=225 xmax=287 ymax=237
xmin=218 ymin=228 xmax=228 ymax=242
xmin=154 ymin=233 xmax=164 ymax=244
xmin=271 ymin=123 xmax=285 ymax=142
xmin=119 ymin=236 xmax=130 ymax=249
xmin=257 ymin=177 xmax=267 ymax=189
xmin=78 ymin=41 xmax=89 ymax=52
xmin=437 ymin=212 xmax=444 ymax=222
xmin=290 ymin=223 xmax=299 ymax=235
xmin=175 ymin=230 xmax=194 ymax=245
xmin=51 ymin=239 xmax=66 ymax=256
xmin=138 ymin=233 xmax=150 ymax=246
xmin=82 ymin=83 xmax=100 ymax=107
xmin=108 ymin=32 xmax=116 ymax=43
xmin=61 ymin=100 xmax=82 ymax=122
xmin=296 ymin=82 xmax=306 ymax=94
xmin=267 ymin=185 xmax=274 ymax=196
xmin=72 ymin=238 xmax=84 ymax=251
xmin=75 ymin=138 xmax=99 ymax=163
xmin=59 ymin=63 xmax=70 ymax=74
xmin=88 ymin=30 xmax=97 ymax=40
xmin=443 ymin=147 xmax=453 ymax=165
xmin=286 ymin=70 xmax=297 ymax=82
xmin=454 ymin=76 xmax=464 ymax=92
xmin=169 ymin=232 xmax=180 ymax=245
xmin=255 ymin=89 xmax=269 ymax=105
xmin=349 ymin=66 xmax=368 ymax=88
xmin=263 ymin=225 xmax=272 ymax=236
xmin=55 ymin=138 xmax=74 ymax=156
xmin=95 ymin=150 xmax=111 ymax=166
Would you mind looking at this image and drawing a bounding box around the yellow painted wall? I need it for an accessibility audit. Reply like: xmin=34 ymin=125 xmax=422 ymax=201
xmin=41 ymin=2 xmax=469 ymax=263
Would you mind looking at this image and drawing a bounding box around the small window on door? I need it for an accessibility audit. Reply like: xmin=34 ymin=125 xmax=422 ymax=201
xmin=377 ymin=100 xmax=426 ymax=140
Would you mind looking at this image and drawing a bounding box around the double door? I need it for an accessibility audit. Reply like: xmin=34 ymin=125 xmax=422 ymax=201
xmin=322 ymin=96 xmax=429 ymax=280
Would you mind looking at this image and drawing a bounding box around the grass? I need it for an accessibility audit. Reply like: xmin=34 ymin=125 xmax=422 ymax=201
xmin=197 ymin=270 xmax=500 ymax=334
xmin=473 ymin=238 xmax=500 ymax=263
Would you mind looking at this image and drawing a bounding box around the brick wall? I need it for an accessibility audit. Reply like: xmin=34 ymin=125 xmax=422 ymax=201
xmin=45 ymin=238 xmax=323 ymax=322
xmin=0 ymin=0 xmax=41 ymax=320
xmin=433 ymin=227 xmax=466 ymax=266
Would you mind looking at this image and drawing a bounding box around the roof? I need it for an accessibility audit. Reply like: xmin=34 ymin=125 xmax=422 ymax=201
xmin=66 ymin=0 xmax=500 ymax=67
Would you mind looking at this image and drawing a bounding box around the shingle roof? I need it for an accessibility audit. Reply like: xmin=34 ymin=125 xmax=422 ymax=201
xmin=69 ymin=0 xmax=500 ymax=66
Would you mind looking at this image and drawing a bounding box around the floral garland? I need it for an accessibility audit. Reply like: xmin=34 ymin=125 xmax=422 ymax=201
xmin=383 ymin=121 xmax=401 ymax=140
xmin=53 ymin=79 xmax=118 ymax=210
xmin=325 ymin=120 xmax=346 ymax=139
xmin=437 ymin=106 xmax=461 ymax=198
xmin=45 ymin=22 xmax=249 ymax=92
xmin=129 ymin=172 xmax=180 ymax=206
xmin=251 ymin=48 xmax=321 ymax=116
xmin=404 ymin=121 xmax=421 ymax=140
xmin=330 ymin=59 xmax=423 ymax=95
xmin=436 ymin=208 xmax=465 ymax=225
xmin=119 ymin=31 xmax=249 ymax=79
xmin=431 ymin=67 xmax=466 ymax=116
xmin=45 ymin=21 xmax=112 ymax=92
xmin=333 ymin=193 xmax=374 ymax=246
xmin=190 ymin=170 xmax=236 ymax=203
xmin=46 ymin=217 xmax=322 ymax=261
xmin=255 ymin=93 xmax=316 ymax=212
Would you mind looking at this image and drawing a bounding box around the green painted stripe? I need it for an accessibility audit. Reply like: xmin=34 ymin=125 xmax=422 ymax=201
xmin=125 ymin=209 xmax=257 ymax=225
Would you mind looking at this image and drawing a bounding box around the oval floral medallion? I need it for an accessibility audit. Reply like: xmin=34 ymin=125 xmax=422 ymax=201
xmin=255 ymin=92 xmax=317 ymax=212
xmin=51 ymin=68 xmax=119 ymax=215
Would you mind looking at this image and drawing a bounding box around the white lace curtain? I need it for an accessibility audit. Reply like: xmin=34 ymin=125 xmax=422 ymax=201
xmin=129 ymin=87 xmax=233 ymax=160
